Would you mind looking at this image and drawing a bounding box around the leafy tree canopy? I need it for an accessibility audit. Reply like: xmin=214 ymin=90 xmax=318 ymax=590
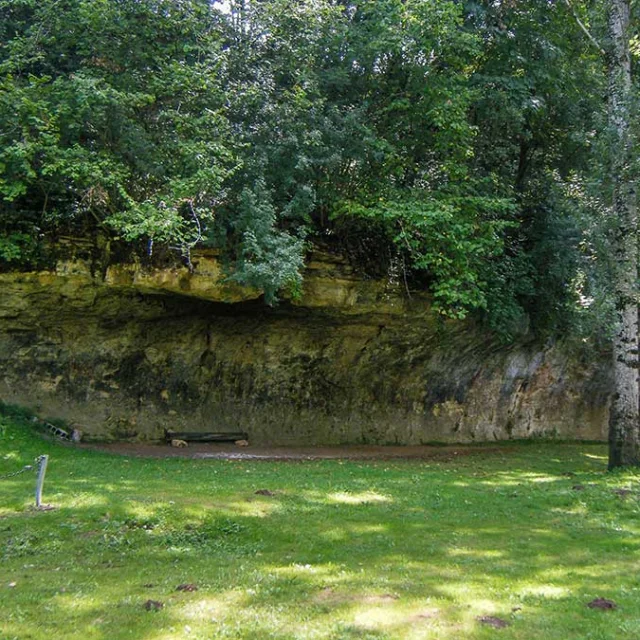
xmin=0 ymin=0 xmax=625 ymax=335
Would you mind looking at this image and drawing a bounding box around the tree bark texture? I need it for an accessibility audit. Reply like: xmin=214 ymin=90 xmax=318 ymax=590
xmin=607 ymin=0 xmax=639 ymax=468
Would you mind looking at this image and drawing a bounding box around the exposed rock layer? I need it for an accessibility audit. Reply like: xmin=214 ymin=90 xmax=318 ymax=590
xmin=0 ymin=252 xmax=611 ymax=443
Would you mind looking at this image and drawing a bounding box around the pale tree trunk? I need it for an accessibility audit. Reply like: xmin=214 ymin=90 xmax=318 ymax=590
xmin=607 ymin=0 xmax=639 ymax=468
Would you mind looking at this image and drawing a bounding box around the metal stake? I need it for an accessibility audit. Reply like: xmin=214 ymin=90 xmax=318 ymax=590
xmin=35 ymin=455 xmax=48 ymax=509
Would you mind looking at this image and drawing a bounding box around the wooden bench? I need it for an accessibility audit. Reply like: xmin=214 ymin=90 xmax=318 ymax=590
xmin=164 ymin=429 xmax=248 ymax=443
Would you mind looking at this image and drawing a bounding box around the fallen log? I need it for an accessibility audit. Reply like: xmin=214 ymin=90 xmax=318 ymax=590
xmin=164 ymin=429 xmax=248 ymax=443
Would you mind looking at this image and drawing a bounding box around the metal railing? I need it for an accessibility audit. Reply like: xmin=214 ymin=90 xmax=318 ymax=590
xmin=0 ymin=455 xmax=50 ymax=509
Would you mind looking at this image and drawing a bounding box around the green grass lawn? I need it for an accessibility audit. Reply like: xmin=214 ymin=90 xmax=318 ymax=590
xmin=1 ymin=410 xmax=640 ymax=640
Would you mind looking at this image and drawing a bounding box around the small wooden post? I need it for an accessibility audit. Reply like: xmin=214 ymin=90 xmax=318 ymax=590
xmin=35 ymin=455 xmax=48 ymax=509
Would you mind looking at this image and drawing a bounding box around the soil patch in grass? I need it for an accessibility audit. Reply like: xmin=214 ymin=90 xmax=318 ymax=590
xmin=82 ymin=441 xmax=514 ymax=461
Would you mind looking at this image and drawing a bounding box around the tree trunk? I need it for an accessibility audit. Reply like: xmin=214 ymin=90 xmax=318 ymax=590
xmin=607 ymin=0 xmax=639 ymax=469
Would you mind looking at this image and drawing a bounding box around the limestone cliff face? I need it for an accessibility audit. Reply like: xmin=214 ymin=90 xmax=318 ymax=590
xmin=0 ymin=251 xmax=611 ymax=443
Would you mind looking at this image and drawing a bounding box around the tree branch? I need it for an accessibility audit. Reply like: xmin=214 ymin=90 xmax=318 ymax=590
xmin=564 ymin=0 xmax=606 ymax=56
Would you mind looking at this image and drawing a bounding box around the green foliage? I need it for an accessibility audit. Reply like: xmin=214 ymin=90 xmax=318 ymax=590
xmin=230 ymin=182 xmax=306 ymax=303
xmin=462 ymin=0 xmax=609 ymax=335
xmin=0 ymin=0 xmax=622 ymax=333
xmin=0 ymin=232 xmax=39 ymax=264
xmin=336 ymin=190 xmax=517 ymax=318
xmin=0 ymin=0 xmax=234 ymax=263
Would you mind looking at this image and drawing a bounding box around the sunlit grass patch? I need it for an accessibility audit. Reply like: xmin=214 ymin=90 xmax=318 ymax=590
xmin=1 ymin=412 xmax=640 ymax=639
xmin=326 ymin=490 xmax=393 ymax=504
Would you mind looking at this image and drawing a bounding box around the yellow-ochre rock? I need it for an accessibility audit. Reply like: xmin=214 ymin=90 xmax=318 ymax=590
xmin=0 ymin=250 xmax=611 ymax=444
